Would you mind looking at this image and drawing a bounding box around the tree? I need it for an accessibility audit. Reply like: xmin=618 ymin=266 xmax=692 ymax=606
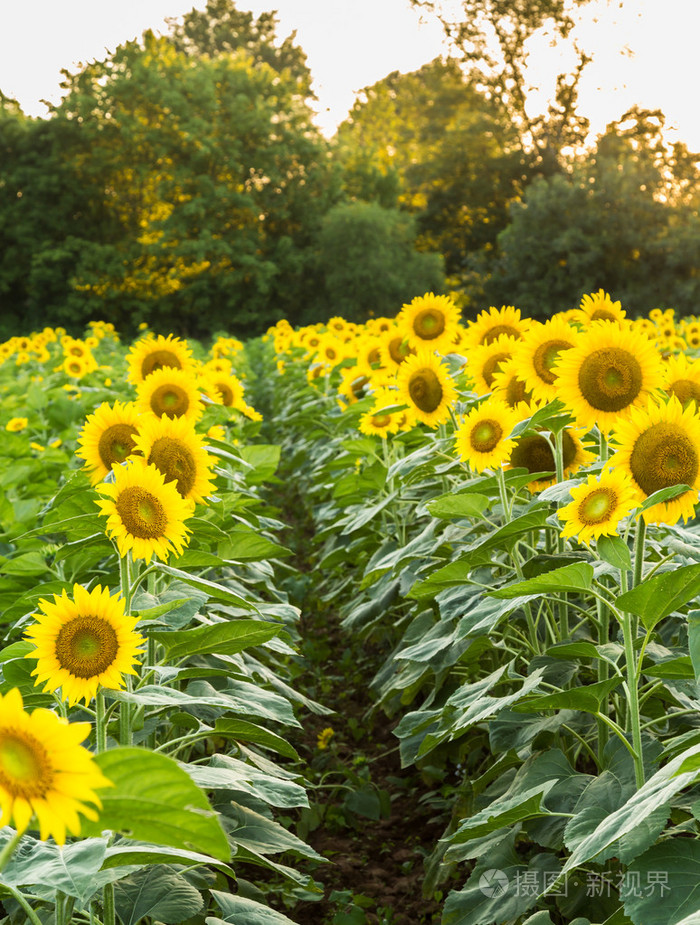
xmin=313 ymin=202 xmax=445 ymax=323
xmin=408 ymin=0 xmax=593 ymax=169
xmin=335 ymin=59 xmax=527 ymax=303
xmin=46 ymin=23 xmax=339 ymax=336
xmin=484 ymin=109 xmax=700 ymax=318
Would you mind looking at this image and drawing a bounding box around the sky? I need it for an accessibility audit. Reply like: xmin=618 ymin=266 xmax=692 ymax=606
xmin=0 ymin=0 xmax=699 ymax=148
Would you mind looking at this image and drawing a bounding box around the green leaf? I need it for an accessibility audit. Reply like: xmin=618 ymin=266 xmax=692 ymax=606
xmin=239 ymin=444 xmax=281 ymax=484
xmin=114 ymin=865 xmax=204 ymax=925
xmin=155 ymin=564 xmax=256 ymax=610
xmin=218 ymin=526 xmax=290 ymax=561
xmin=0 ymin=551 xmax=49 ymax=577
xmin=615 ymin=563 xmax=700 ymax=631
xmin=637 ymin=483 xmax=692 ymax=514
xmin=446 ymin=782 xmax=557 ymax=849
xmin=211 ymin=889 xmax=299 ymax=924
xmin=426 ymin=492 xmax=490 ymax=519
xmin=597 ymin=534 xmax=632 ymax=571
xmin=212 ymin=718 xmax=299 ymax=760
xmin=150 ymin=619 xmax=281 ymax=660
xmin=489 ymin=562 xmax=594 ymax=599
xmin=0 ymin=832 xmax=107 ymax=903
xmin=79 ymin=747 xmax=230 ymax=860
xmin=103 ymin=843 xmax=234 ymax=875
xmin=512 ymin=678 xmax=621 ymax=714
xmin=688 ymin=611 xmax=700 ymax=682
xmin=623 ymin=840 xmax=700 ymax=925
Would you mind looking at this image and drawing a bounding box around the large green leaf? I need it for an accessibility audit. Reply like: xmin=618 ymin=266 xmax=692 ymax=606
xmin=615 ymin=563 xmax=700 ymax=631
xmin=79 ymin=747 xmax=230 ymax=860
xmin=623 ymin=841 xmax=700 ymax=925
xmin=489 ymin=562 xmax=594 ymax=599
xmin=426 ymin=492 xmax=490 ymax=520
xmin=113 ymin=865 xmax=204 ymax=925
xmin=512 ymin=678 xmax=621 ymax=714
xmin=210 ymin=889 xmax=299 ymax=924
xmin=445 ymin=782 xmax=557 ymax=850
xmin=0 ymin=832 xmax=107 ymax=903
xmin=155 ymin=564 xmax=256 ymax=610
xmin=150 ymin=619 xmax=281 ymax=660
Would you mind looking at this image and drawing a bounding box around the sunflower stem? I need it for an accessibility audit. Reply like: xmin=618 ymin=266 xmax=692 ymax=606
xmin=0 ymin=827 xmax=23 ymax=873
xmin=621 ymin=612 xmax=646 ymax=789
xmin=632 ymin=516 xmax=647 ymax=589
xmin=118 ymin=553 xmax=134 ymax=747
xmin=596 ymin=594 xmax=610 ymax=763
xmin=95 ymin=690 xmax=107 ymax=753
xmin=599 ymin=431 xmax=608 ymax=462
xmin=2 ymin=884 xmax=43 ymax=925
xmin=103 ymin=882 xmax=116 ymax=925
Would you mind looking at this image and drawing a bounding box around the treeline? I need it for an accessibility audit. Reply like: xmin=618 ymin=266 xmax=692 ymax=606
xmin=1 ymin=0 xmax=699 ymax=338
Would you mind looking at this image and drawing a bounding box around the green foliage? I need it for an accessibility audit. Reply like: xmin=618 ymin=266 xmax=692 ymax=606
xmin=313 ymin=201 xmax=445 ymax=322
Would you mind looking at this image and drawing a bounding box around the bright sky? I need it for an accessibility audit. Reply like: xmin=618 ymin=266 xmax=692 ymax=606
xmin=0 ymin=0 xmax=698 ymax=148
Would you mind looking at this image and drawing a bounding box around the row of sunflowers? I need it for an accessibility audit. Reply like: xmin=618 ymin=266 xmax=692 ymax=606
xmin=0 ymin=327 xmax=323 ymax=924
xmin=255 ymin=290 xmax=700 ymax=924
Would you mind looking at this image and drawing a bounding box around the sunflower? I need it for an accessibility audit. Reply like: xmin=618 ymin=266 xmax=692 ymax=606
xmin=0 ymin=687 xmax=111 ymax=843
xmin=63 ymin=355 xmax=91 ymax=379
xmin=454 ymin=399 xmax=520 ymax=472
xmin=552 ymin=321 xmax=664 ymax=434
xmin=314 ymin=334 xmax=345 ymax=368
xmin=558 ymin=469 xmax=639 ymax=544
xmin=573 ymin=289 xmax=627 ymax=326
xmin=462 ymin=305 xmax=528 ymax=350
xmin=137 ymin=367 xmax=204 ymax=424
xmin=25 ymin=584 xmax=143 ymax=707
xmin=132 ymin=414 xmax=216 ymax=504
xmin=77 ymin=400 xmax=142 ymax=485
xmin=490 ymin=358 xmax=534 ymax=408
xmin=126 ymin=334 xmax=194 ymax=385
xmin=662 ymin=353 xmax=700 ymax=408
xmin=507 ymin=426 xmax=594 ymax=492
xmin=201 ymin=371 xmax=245 ymax=409
xmin=608 ymin=396 xmax=700 ymax=524
xmin=511 ymin=316 xmax=579 ymax=403
xmin=353 ymin=336 xmax=385 ymax=378
xmin=358 ymin=387 xmax=404 ymax=438
xmin=378 ymin=327 xmax=415 ymax=372
xmin=95 ymin=458 xmax=194 ymax=562
xmin=395 ymin=349 xmax=458 ymax=428
xmin=467 ymin=334 xmax=518 ymax=396
xmin=397 ymin=292 xmax=461 ymax=354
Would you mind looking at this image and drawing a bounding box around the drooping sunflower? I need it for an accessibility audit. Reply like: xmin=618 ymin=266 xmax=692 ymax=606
xmin=95 ymin=458 xmax=194 ymax=562
xmin=454 ymin=398 xmax=520 ymax=472
xmin=608 ymin=395 xmax=700 ymax=524
xmin=132 ymin=413 xmax=216 ymax=504
xmin=395 ymin=349 xmax=458 ymax=428
xmin=552 ymin=321 xmax=664 ymax=434
xmin=558 ymin=469 xmax=639 ymax=544
xmin=511 ymin=316 xmax=579 ymax=403
xmin=467 ymin=334 xmax=518 ymax=396
xmin=77 ymin=400 xmax=142 ymax=485
xmin=507 ymin=426 xmax=594 ymax=492
xmin=662 ymin=353 xmax=700 ymax=409
xmin=126 ymin=333 xmax=194 ymax=385
xmin=573 ymin=289 xmax=627 ymax=326
xmin=490 ymin=358 xmax=534 ymax=408
xmin=397 ymin=292 xmax=461 ymax=354
xmin=137 ymin=367 xmax=204 ymax=424
xmin=0 ymin=687 xmax=112 ymax=843
xmin=25 ymin=584 xmax=143 ymax=707
xmin=462 ymin=305 xmax=529 ymax=350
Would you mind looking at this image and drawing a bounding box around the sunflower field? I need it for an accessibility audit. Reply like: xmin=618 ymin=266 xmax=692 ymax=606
xmin=3 ymin=293 xmax=700 ymax=925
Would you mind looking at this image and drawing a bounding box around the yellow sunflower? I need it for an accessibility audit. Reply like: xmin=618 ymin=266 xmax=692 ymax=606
xmin=608 ymin=395 xmax=700 ymax=525
xmin=454 ymin=399 xmax=520 ymax=472
xmin=573 ymin=289 xmax=627 ymax=326
xmin=95 ymin=458 xmax=194 ymax=562
xmin=314 ymin=334 xmax=346 ymax=368
xmin=201 ymin=371 xmax=245 ymax=409
xmin=132 ymin=414 xmax=216 ymax=504
xmin=77 ymin=400 xmax=142 ymax=485
xmin=467 ymin=334 xmax=518 ymax=396
xmin=397 ymin=292 xmax=461 ymax=354
xmin=558 ymin=469 xmax=639 ymax=544
xmin=137 ymin=367 xmax=204 ymax=424
xmin=662 ymin=353 xmax=700 ymax=409
xmin=490 ymin=358 xmax=534 ymax=408
xmin=25 ymin=584 xmax=143 ymax=707
xmin=395 ymin=349 xmax=458 ymax=428
xmin=63 ymin=355 xmax=91 ymax=379
xmin=462 ymin=305 xmax=528 ymax=350
xmin=0 ymin=687 xmax=112 ymax=843
xmin=511 ymin=316 xmax=579 ymax=403
xmin=377 ymin=327 xmax=415 ymax=372
xmin=507 ymin=426 xmax=594 ymax=492
xmin=552 ymin=321 xmax=664 ymax=434
xmin=126 ymin=333 xmax=194 ymax=385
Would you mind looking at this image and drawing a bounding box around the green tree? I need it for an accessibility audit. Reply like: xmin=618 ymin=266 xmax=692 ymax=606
xmin=408 ymin=0 xmax=593 ymax=169
xmin=48 ymin=26 xmax=338 ymax=336
xmin=313 ymin=201 xmax=445 ymax=323
xmin=484 ymin=109 xmax=700 ymax=317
